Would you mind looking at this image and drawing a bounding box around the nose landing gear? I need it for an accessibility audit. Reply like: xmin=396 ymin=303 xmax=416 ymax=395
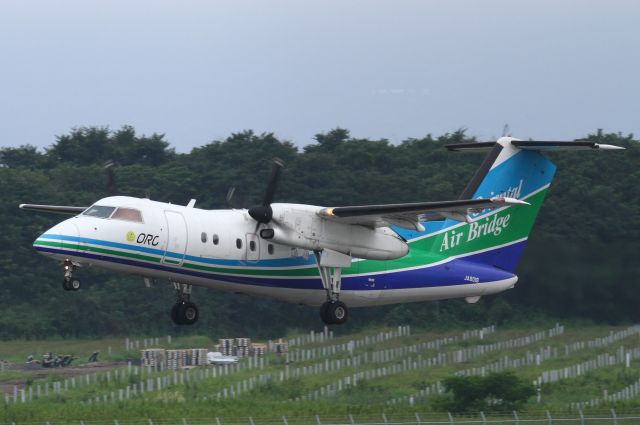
xmin=171 ymin=282 xmax=199 ymax=325
xmin=61 ymin=260 xmax=81 ymax=291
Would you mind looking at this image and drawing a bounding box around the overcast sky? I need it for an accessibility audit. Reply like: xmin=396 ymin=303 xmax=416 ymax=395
xmin=1 ymin=0 xmax=638 ymax=152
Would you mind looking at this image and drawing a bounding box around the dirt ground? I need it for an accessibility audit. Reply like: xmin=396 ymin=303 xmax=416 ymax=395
xmin=0 ymin=361 xmax=128 ymax=395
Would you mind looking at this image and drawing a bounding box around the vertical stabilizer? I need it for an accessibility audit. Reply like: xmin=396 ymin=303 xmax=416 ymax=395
xmin=435 ymin=137 xmax=557 ymax=272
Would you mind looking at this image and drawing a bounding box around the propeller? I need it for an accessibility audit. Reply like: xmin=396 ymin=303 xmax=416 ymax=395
xmin=225 ymin=186 xmax=248 ymax=209
xmin=226 ymin=186 xmax=237 ymax=205
xmin=248 ymin=158 xmax=285 ymax=227
xmin=103 ymin=160 xmax=117 ymax=196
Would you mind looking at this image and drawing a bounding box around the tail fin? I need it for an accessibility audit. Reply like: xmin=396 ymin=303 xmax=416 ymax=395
xmin=432 ymin=137 xmax=623 ymax=272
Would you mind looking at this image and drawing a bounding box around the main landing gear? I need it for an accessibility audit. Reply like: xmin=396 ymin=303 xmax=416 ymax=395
xmin=171 ymin=282 xmax=199 ymax=326
xmin=320 ymin=300 xmax=348 ymax=325
xmin=315 ymin=250 xmax=350 ymax=325
xmin=61 ymin=260 xmax=81 ymax=291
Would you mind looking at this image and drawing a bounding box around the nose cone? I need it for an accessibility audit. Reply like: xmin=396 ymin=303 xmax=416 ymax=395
xmin=33 ymin=219 xmax=80 ymax=257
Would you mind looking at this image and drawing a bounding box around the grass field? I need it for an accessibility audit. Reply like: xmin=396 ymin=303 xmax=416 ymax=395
xmin=2 ymin=323 xmax=640 ymax=424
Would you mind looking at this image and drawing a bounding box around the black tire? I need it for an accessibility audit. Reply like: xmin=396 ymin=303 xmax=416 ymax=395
xmin=171 ymin=303 xmax=183 ymax=325
xmin=70 ymin=278 xmax=81 ymax=291
xmin=320 ymin=302 xmax=333 ymax=325
xmin=326 ymin=301 xmax=348 ymax=325
xmin=62 ymin=278 xmax=72 ymax=291
xmin=178 ymin=301 xmax=199 ymax=325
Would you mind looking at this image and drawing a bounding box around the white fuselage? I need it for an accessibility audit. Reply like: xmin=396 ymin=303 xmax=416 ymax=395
xmin=33 ymin=196 xmax=517 ymax=307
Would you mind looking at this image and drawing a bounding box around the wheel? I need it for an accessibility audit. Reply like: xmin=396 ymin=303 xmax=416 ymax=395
xmin=180 ymin=302 xmax=199 ymax=325
xmin=176 ymin=301 xmax=199 ymax=325
xmin=70 ymin=278 xmax=81 ymax=291
xmin=171 ymin=303 xmax=183 ymax=325
xmin=324 ymin=301 xmax=348 ymax=325
xmin=62 ymin=277 xmax=72 ymax=291
xmin=320 ymin=302 xmax=333 ymax=325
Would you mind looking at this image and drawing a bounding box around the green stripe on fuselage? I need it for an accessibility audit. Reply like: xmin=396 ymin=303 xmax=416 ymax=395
xmin=34 ymin=240 xmax=161 ymax=263
xmin=35 ymin=188 xmax=547 ymax=278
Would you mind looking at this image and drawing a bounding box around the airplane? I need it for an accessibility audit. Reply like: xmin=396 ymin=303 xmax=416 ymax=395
xmin=20 ymin=137 xmax=623 ymax=326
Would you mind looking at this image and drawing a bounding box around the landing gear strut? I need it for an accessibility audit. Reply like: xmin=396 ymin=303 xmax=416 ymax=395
xmin=315 ymin=250 xmax=350 ymax=325
xmin=171 ymin=282 xmax=199 ymax=325
xmin=62 ymin=260 xmax=81 ymax=291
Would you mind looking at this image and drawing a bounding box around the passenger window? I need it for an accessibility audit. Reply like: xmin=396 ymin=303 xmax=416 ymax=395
xmin=201 ymin=232 xmax=207 ymax=243
xmin=236 ymin=238 xmax=242 ymax=249
xmin=212 ymin=234 xmax=219 ymax=245
xmin=111 ymin=207 xmax=143 ymax=223
xmin=83 ymin=205 xmax=116 ymax=219
xmin=268 ymin=244 xmax=274 ymax=255
xmin=249 ymin=240 xmax=256 ymax=251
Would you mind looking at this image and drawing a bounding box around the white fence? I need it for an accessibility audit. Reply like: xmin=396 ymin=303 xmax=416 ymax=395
xmin=6 ymin=410 xmax=640 ymax=425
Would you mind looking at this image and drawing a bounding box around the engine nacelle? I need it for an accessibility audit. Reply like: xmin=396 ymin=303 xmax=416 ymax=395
xmin=261 ymin=204 xmax=409 ymax=260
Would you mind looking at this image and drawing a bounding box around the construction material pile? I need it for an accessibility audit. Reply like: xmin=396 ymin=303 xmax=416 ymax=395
xmin=142 ymin=348 xmax=208 ymax=370
xmin=214 ymin=338 xmax=266 ymax=357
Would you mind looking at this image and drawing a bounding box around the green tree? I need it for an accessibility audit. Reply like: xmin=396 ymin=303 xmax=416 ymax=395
xmin=437 ymin=372 xmax=535 ymax=412
xmin=0 ymin=145 xmax=46 ymax=169
xmin=0 ymin=127 xmax=638 ymax=339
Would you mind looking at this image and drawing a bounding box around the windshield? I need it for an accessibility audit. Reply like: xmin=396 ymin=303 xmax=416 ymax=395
xmin=82 ymin=205 xmax=116 ymax=218
xmin=111 ymin=207 xmax=143 ymax=223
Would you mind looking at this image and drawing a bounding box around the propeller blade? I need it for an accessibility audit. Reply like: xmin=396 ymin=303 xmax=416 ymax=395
xmin=226 ymin=186 xmax=237 ymax=204
xmin=261 ymin=158 xmax=284 ymax=207
xmin=104 ymin=160 xmax=117 ymax=196
xmin=248 ymin=158 xmax=285 ymax=224
xmin=226 ymin=186 xmax=250 ymax=209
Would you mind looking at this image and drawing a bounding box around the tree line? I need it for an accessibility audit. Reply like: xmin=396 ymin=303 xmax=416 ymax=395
xmin=0 ymin=126 xmax=637 ymax=339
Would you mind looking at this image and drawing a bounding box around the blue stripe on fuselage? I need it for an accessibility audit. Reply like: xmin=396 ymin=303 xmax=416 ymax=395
xmin=34 ymin=241 xmax=520 ymax=291
xmin=36 ymin=233 xmax=317 ymax=267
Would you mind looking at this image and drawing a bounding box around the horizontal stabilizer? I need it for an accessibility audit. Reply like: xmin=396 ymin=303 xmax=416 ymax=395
xmin=446 ymin=140 xmax=625 ymax=152
xmin=445 ymin=142 xmax=496 ymax=152
xmin=19 ymin=204 xmax=88 ymax=215
xmin=512 ymin=141 xmax=625 ymax=151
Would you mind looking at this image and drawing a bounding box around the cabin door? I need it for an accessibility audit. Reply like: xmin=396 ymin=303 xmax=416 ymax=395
xmin=163 ymin=211 xmax=188 ymax=266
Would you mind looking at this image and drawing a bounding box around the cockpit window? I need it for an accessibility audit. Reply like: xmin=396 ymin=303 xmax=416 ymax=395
xmin=82 ymin=205 xmax=116 ymax=218
xmin=112 ymin=207 xmax=143 ymax=223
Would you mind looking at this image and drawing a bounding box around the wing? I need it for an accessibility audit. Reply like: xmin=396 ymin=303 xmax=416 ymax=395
xmin=318 ymin=197 xmax=528 ymax=230
xmin=19 ymin=204 xmax=88 ymax=215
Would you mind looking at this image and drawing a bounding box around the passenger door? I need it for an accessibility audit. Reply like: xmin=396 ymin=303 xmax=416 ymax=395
xmin=163 ymin=211 xmax=188 ymax=266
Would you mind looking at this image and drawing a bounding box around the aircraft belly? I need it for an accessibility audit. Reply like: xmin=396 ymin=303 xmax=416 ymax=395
xmin=52 ymin=250 xmax=518 ymax=307
xmin=33 ymin=235 xmax=517 ymax=309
